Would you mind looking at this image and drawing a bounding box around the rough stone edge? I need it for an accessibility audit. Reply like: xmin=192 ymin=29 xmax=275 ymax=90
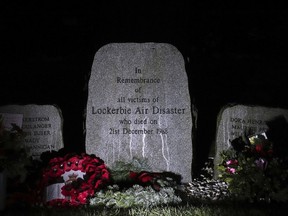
xmin=84 ymin=42 xmax=193 ymax=182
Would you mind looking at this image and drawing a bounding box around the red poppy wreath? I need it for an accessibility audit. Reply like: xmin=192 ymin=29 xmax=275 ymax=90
xmin=40 ymin=153 xmax=110 ymax=206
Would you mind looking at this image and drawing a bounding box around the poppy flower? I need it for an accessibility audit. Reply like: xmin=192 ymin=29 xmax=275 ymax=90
xmin=40 ymin=153 xmax=110 ymax=207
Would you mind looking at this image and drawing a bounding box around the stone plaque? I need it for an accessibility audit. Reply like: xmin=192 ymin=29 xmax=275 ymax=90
xmin=0 ymin=104 xmax=64 ymax=159
xmin=214 ymin=104 xmax=288 ymax=170
xmin=86 ymin=43 xmax=192 ymax=182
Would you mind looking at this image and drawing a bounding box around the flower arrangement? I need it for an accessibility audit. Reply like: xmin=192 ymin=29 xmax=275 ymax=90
xmin=90 ymin=184 xmax=182 ymax=209
xmin=0 ymin=118 xmax=184 ymax=210
xmin=38 ymin=155 xmax=183 ymax=208
xmin=218 ymin=132 xmax=288 ymax=202
xmin=89 ymin=157 xmax=182 ymax=208
xmin=40 ymin=153 xmax=110 ymax=206
xmin=108 ymin=157 xmax=182 ymax=191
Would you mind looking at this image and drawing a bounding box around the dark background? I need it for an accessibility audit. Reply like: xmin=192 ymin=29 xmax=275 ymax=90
xmin=1 ymin=1 xmax=288 ymax=175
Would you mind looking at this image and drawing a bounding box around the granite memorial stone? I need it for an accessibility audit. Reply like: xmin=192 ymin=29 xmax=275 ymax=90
xmin=214 ymin=104 xmax=288 ymax=172
xmin=85 ymin=43 xmax=192 ymax=182
xmin=0 ymin=104 xmax=64 ymax=159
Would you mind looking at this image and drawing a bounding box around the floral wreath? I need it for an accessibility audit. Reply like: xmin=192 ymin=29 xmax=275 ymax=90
xmin=40 ymin=153 xmax=110 ymax=206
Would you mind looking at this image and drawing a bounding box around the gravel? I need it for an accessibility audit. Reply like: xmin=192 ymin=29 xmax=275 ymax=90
xmin=182 ymin=159 xmax=230 ymax=201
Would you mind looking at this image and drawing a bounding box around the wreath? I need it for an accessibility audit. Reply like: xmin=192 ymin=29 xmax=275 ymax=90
xmin=40 ymin=153 xmax=110 ymax=206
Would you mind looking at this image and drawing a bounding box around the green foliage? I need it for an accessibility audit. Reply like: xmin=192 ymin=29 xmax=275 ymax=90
xmin=218 ymin=135 xmax=288 ymax=203
xmin=90 ymin=184 xmax=182 ymax=209
xmin=109 ymin=157 xmax=152 ymax=183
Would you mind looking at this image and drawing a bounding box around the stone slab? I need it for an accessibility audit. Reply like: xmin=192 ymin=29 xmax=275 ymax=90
xmin=214 ymin=104 xmax=288 ymax=171
xmin=85 ymin=43 xmax=192 ymax=182
xmin=0 ymin=104 xmax=64 ymax=159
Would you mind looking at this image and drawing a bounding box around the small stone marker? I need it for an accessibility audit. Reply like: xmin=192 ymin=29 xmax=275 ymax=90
xmin=86 ymin=43 xmax=193 ymax=182
xmin=0 ymin=104 xmax=64 ymax=159
xmin=214 ymin=104 xmax=288 ymax=171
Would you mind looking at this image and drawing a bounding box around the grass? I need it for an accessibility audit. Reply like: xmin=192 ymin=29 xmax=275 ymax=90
xmin=3 ymin=201 xmax=288 ymax=216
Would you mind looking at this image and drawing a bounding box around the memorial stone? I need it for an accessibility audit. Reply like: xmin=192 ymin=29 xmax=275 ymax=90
xmin=0 ymin=104 xmax=64 ymax=159
xmin=85 ymin=43 xmax=193 ymax=182
xmin=214 ymin=104 xmax=288 ymax=172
